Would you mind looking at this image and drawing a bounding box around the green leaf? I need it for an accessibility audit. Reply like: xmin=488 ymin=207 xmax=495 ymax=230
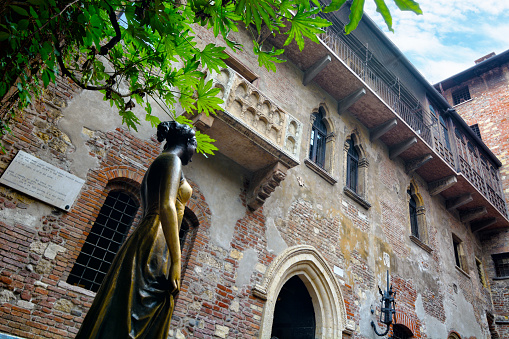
xmin=145 ymin=113 xmax=160 ymax=127
xmin=42 ymin=69 xmax=50 ymax=87
xmin=0 ymin=32 xmax=9 ymax=41
xmin=323 ymin=0 xmax=348 ymax=13
xmin=253 ymin=41 xmax=284 ymax=72
xmin=393 ymin=0 xmax=423 ymax=14
xmin=374 ymin=0 xmax=393 ymax=32
xmin=235 ymin=0 xmax=277 ymax=33
xmin=344 ymin=0 xmax=365 ymax=34
xmin=18 ymin=19 xmax=29 ymax=31
xmin=9 ymin=5 xmax=29 ymax=16
xmin=198 ymin=43 xmax=227 ymax=73
xmin=195 ymin=78 xmax=223 ymax=116
xmin=119 ymin=110 xmax=140 ymax=131
xmin=195 ymin=130 xmax=218 ymax=155
xmin=284 ymin=6 xmax=331 ymax=50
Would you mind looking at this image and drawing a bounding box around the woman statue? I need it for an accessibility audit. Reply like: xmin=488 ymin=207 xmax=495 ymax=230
xmin=76 ymin=121 xmax=196 ymax=339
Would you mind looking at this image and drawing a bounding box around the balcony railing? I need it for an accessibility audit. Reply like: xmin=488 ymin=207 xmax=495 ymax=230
xmin=317 ymin=20 xmax=508 ymax=217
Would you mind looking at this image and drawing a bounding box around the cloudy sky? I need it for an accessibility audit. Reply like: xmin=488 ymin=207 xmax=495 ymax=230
xmin=363 ymin=0 xmax=509 ymax=84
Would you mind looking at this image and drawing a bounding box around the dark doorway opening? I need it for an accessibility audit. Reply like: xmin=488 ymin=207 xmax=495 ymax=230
xmin=271 ymin=276 xmax=316 ymax=339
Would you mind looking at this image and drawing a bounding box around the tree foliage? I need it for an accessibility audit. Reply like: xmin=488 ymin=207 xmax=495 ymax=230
xmin=0 ymin=0 xmax=421 ymax=154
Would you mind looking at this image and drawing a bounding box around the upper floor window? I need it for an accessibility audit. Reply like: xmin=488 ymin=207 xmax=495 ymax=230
xmin=408 ymin=189 xmax=418 ymax=238
xmin=475 ymin=257 xmax=487 ymax=287
xmin=470 ymin=124 xmax=482 ymax=140
xmin=67 ymin=190 xmax=139 ymax=291
xmin=309 ymin=109 xmax=327 ymax=169
xmin=452 ymin=234 xmax=467 ymax=272
xmin=342 ymin=133 xmax=370 ymax=209
xmin=452 ymin=86 xmax=471 ymax=105
xmin=346 ymin=138 xmax=359 ymax=192
xmin=439 ymin=115 xmax=451 ymax=151
xmin=493 ymin=252 xmax=509 ymax=278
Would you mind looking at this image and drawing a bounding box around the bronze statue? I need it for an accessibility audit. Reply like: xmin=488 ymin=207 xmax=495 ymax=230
xmin=76 ymin=121 xmax=196 ymax=338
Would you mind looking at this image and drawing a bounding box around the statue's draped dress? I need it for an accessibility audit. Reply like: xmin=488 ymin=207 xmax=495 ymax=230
xmin=75 ymin=163 xmax=192 ymax=339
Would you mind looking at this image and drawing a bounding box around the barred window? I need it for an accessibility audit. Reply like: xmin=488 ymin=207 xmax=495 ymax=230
xmin=309 ymin=110 xmax=327 ymax=168
xmin=67 ymin=190 xmax=139 ymax=291
xmin=493 ymin=253 xmax=509 ymax=278
xmin=470 ymin=124 xmax=482 ymax=140
xmin=452 ymin=86 xmax=471 ymax=105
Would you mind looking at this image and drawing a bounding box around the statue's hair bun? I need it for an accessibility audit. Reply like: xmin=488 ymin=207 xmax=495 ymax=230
xmin=156 ymin=121 xmax=195 ymax=146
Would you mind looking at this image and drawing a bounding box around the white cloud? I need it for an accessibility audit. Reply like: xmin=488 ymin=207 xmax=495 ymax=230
xmin=363 ymin=0 xmax=509 ymax=82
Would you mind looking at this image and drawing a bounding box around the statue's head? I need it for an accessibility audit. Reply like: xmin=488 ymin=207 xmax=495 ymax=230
xmin=157 ymin=121 xmax=197 ymax=164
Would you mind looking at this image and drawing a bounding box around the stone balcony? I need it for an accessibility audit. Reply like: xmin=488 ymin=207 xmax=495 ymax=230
xmin=190 ymin=67 xmax=303 ymax=210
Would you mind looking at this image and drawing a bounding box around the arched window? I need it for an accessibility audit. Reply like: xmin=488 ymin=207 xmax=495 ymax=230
xmin=407 ymin=181 xmax=430 ymax=250
xmin=67 ymin=190 xmax=139 ymax=291
xmin=392 ymin=323 xmax=413 ymax=339
xmin=309 ymin=109 xmax=327 ymax=168
xmin=179 ymin=207 xmax=199 ymax=278
xmin=408 ymin=189 xmax=418 ymax=238
xmin=346 ymin=138 xmax=359 ymax=192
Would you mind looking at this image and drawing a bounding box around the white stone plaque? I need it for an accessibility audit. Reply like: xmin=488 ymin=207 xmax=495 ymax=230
xmin=0 ymin=151 xmax=85 ymax=210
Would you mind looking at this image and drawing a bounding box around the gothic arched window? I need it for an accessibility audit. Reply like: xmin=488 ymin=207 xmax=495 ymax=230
xmin=346 ymin=137 xmax=359 ymax=192
xmin=309 ymin=109 xmax=327 ymax=168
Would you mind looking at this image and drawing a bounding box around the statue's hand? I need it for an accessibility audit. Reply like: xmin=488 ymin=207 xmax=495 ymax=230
xmin=169 ymin=261 xmax=181 ymax=296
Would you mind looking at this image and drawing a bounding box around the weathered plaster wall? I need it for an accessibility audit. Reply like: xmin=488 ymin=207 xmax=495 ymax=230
xmin=0 ymin=24 xmax=497 ymax=339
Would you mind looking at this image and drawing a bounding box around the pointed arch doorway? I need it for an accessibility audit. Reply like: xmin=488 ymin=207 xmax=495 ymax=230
xmin=271 ymin=275 xmax=316 ymax=338
xmin=253 ymin=245 xmax=347 ymax=339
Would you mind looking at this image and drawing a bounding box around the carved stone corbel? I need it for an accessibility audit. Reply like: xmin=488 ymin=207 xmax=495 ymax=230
xmin=247 ymin=162 xmax=288 ymax=210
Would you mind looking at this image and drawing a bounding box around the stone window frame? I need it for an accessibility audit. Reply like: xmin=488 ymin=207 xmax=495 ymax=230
xmin=475 ymin=256 xmax=487 ymax=287
xmin=452 ymin=233 xmax=469 ymax=275
xmin=406 ymin=180 xmax=431 ymax=252
xmin=251 ymin=245 xmax=348 ymax=338
xmin=304 ymin=104 xmax=338 ymax=185
xmin=342 ymin=132 xmax=370 ymax=209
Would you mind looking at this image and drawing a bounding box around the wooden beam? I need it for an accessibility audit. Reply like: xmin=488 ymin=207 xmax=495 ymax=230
xmin=389 ymin=137 xmax=417 ymax=159
xmin=471 ymin=218 xmax=497 ymax=232
xmin=405 ymin=154 xmax=433 ymax=174
xmin=338 ymin=88 xmax=366 ymax=114
xmin=303 ymin=55 xmax=331 ymax=86
xmin=460 ymin=207 xmax=487 ymax=223
xmin=446 ymin=194 xmax=473 ymax=211
xmin=428 ymin=175 xmax=457 ymax=196
xmin=370 ymin=119 xmax=398 ymax=142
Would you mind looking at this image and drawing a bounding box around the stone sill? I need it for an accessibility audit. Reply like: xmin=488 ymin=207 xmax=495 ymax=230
xmin=452 ymin=98 xmax=473 ymax=108
xmin=304 ymin=158 xmax=338 ymax=185
xmin=455 ymin=265 xmax=470 ymax=279
xmin=343 ymin=186 xmax=371 ymax=210
xmin=493 ymin=276 xmax=509 ymax=281
xmin=58 ymin=280 xmax=96 ymax=297
xmin=409 ymin=235 xmax=433 ymax=253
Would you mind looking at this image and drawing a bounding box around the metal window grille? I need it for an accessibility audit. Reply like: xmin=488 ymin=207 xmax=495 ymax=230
xmin=67 ymin=190 xmax=139 ymax=291
xmin=452 ymin=86 xmax=471 ymax=105
xmin=408 ymin=190 xmax=419 ymax=239
xmin=309 ymin=111 xmax=327 ymax=168
xmin=346 ymin=138 xmax=359 ymax=192
xmin=493 ymin=253 xmax=509 ymax=278
xmin=470 ymin=124 xmax=482 ymax=140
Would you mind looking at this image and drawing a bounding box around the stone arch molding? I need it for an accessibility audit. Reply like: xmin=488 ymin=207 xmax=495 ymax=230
xmin=252 ymin=245 xmax=347 ymax=338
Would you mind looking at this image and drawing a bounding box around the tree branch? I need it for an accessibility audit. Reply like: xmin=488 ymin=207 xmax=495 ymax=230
xmin=98 ymin=2 xmax=122 ymax=55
